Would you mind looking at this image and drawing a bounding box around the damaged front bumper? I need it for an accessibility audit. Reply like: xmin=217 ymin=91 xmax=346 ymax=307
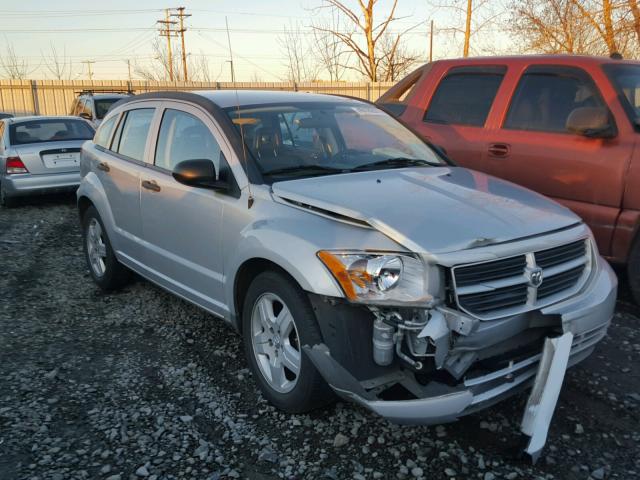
xmin=305 ymin=258 xmax=617 ymax=428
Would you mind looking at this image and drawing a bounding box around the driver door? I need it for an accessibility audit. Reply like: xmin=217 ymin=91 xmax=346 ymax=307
xmin=139 ymin=102 xmax=234 ymax=317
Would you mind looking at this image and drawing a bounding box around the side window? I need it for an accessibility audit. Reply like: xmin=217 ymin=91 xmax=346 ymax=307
xmin=424 ymin=67 xmax=506 ymax=127
xmin=82 ymin=98 xmax=93 ymax=118
xmin=114 ymin=108 xmax=155 ymax=161
xmin=94 ymin=115 xmax=118 ymax=149
xmin=155 ymin=109 xmax=221 ymax=174
xmin=280 ymin=112 xmax=315 ymax=147
xmin=504 ymin=68 xmax=606 ymax=133
xmin=70 ymin=99 xmax=79 ymax=116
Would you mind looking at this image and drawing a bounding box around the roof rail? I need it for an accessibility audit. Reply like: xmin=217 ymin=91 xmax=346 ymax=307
xmin=75 ymin=89 xmax=134 ymax=95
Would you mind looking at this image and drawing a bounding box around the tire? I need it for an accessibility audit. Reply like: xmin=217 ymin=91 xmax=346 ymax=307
xmin=0 ymin=183 xmax=18 ymax=208
xmin=242 ymin=270 xmax=335 ymax=413
xmin=82 ymin=205 xmax=130 ymax=290
xmin=628 ymin=235 xmax=640 ymax=305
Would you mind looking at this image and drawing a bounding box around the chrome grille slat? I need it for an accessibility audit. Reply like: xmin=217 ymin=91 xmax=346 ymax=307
xmin=452 ymin=239 xmax=590 ymax=318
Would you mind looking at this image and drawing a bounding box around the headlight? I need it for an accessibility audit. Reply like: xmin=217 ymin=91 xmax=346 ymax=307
xmin=317 ymin=251 xmax=431 ymax=304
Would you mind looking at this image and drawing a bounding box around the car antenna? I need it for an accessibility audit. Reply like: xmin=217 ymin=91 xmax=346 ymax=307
xmin=226 ymin=16 xmax=254 ymax=209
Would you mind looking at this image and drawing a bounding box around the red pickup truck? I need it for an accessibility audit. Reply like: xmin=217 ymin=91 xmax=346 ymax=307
xmin=378 ymin=55 xmax=640 ymax=302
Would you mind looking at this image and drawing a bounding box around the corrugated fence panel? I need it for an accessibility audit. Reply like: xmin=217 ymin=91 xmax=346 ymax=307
xmin=0 ymin=80 xmax=395 ymax=115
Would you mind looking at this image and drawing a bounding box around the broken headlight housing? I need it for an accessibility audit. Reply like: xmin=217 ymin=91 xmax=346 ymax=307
xmin=317 ymin=251 xmax=432 ymax=305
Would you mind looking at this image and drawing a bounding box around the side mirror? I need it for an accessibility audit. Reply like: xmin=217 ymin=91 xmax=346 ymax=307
xmin=79 ymin=112 xmax=92 ymax=120
xmin=566 ymin=107 xmax=616 ymax=138
xmin=172 ymin=159 xmax=229 ymax=191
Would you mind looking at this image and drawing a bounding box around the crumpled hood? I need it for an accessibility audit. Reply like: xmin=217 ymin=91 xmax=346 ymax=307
xmin=271 ymin=167 xmax=580 ymax=253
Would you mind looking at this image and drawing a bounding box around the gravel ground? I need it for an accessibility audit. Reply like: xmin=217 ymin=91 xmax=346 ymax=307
xmin=1 ymin=195 xmax=639 ymax=480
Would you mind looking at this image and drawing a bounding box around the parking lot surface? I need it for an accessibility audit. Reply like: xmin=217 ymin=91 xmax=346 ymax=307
xmin=1 ymin=196 xmax=639 ymax=480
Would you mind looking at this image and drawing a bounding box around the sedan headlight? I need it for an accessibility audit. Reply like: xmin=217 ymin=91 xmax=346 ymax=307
xmin=317 ymin=251 xmax=431 ymax=304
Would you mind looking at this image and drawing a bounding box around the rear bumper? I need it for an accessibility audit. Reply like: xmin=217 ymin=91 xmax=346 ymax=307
xmin=305 ymin=259 xmax=617 ymax=425
xmin=2 ymin=172 xmax=80 ymax=198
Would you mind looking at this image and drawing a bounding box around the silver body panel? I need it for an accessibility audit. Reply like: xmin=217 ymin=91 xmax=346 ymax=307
xmin=76 ymin=91 xmax=617 ymax=433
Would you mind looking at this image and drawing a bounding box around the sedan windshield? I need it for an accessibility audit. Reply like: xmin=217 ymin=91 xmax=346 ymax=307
xmin=225 ymin=102 xmax=444 ymax=179
xmin=604 ymin=64 xmax=640 ymax=126
xmin=10 ymin=119 xmax=95 ymax=145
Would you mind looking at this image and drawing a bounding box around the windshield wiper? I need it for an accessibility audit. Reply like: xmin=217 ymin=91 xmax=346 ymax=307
xmin=263 ymin=164 xmax=349 ymax=177
xmin=352 ymin=157 xmax=440 ymax=171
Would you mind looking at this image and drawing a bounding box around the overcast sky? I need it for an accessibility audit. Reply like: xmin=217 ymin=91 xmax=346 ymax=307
xmin=1 ymin=0 xmax=512 ymax=81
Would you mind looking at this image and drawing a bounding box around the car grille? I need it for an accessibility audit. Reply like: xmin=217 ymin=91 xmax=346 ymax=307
xmin=452 ymin=239 xmax=590 ymax=319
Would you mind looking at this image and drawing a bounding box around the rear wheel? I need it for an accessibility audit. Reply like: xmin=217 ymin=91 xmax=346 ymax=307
xmin=0 ymin=183 xmax=17 ymax=208
xmin=82 ymin=205 xmax=130 ymax=290
xmin=242 ymin=271 xmax=334 ymax=413
xmin=628 ymin=236 xmax=640 ymax=304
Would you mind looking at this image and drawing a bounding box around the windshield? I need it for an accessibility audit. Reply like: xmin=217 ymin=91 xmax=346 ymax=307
xmin=225 ymin=102 xmax=444 ymax=180
xmin=604 ymin=64 xmax=640 ymax=127
xmin=94 ymin=98 xmax=121 ymax=119
xmin=10 ymin=119 xmax=95 ymax=145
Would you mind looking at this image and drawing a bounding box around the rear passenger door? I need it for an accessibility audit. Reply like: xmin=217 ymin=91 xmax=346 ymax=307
xmin=93 ymin=104 xmax=158 ymax=262
xmin=483 ymin=65 xmax=631 ymax=256
xmin=411 ymin=65 xmax=506 ymax=171
xmin=139 ymin=103 xmax=234 ymax=316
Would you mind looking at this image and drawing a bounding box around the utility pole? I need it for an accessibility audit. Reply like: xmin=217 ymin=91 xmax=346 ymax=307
xmin=429 ymin=20 xmax=434 ymax=63
xmin=157 ymin=9 xmax=178 ymax=81
xmin=171 ymin=7 xmax=191 ymax=82
xmin=463 ymin=0 xmax=472 ymax=57
xmin=126 ymin=59 xmax=132 ymax=82
xmin=82 ymin=60 xmax=95 ymax=80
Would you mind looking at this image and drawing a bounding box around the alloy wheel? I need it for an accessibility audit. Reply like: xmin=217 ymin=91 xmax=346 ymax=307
xmin=250 ymin=292 xmax=302 ymax=393
xmin=86 ymin=218 xmax=107 ymax=277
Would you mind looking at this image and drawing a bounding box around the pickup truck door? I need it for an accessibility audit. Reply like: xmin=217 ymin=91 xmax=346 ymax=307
xmin=406 ymin=65 xmax=507 ymax=171
xmin=91 ymin=104 xmax=159 ymax=263
xmin=139 ymin=102 xmax=236 ymax=317
xmin=481 ymin=65 xmax=632 ymax=256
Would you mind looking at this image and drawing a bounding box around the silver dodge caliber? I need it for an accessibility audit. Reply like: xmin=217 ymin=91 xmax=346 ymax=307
xmin=78 ymin=91 xmax=617 ymax=459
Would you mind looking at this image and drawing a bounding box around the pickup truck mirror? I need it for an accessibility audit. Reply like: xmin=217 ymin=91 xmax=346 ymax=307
xmin=79 ymin=112 xmax=92 ymax=120
xmin=566 ymin=107 xmax=616 ymax=139
xmin=172 ymin=159 xmax=229 ymax=191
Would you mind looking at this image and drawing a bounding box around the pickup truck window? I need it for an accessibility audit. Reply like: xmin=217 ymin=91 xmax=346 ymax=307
xmin=112 ymin=108 xmax=154 ymax=162
xmin=94 ymin=115 xmax=118 ymax=149
xmin=504 ymin=68 xmax=606 ymax=133
xmin=155 ymin=109 xmax=221 ymax=173
xmin=424 ymin=67 xmax=506 ymax=127
xmin=603 ymin=64 xmax=640 ymax=128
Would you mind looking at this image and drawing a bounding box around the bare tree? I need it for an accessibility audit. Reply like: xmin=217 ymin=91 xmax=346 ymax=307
xmin=630 ymin=0 xmax=640 ymax=45
xmin=0 ymin=43 xmax=29 ymax=79
xmin=190 ymin=53 xmax=213 ymax=82
xmin=510 ymin=0 xmax=639 ymax=57
xmin=278 ymin=21 xmax=320 ymax=83
xmin=42 ymin=44 xmax=72 ymax=80
xmin=134 ymin=38 xmax=182 ymax=81
xmin=377 ymin=33 xmax=420 ymax=81
xmin=312 ymin=10 xmax=348 ymax=81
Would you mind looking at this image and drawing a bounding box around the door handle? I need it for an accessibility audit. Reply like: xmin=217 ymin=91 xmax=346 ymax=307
xmin=97 ymin=161 xmax=110 ymax=172
xmin=488 ymin=143 xmax=510 ymax=157
xmin=141 ymin=180 xmax=161 ymax=192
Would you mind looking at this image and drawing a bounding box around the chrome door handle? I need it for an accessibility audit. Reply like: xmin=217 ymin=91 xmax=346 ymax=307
xmin=488 ymin=143 xmax=510 ymax=157
xmin=97 ymin=161 xmax=110 ymax=172
xmin=141 ymin=180 xmax=161 ymax=192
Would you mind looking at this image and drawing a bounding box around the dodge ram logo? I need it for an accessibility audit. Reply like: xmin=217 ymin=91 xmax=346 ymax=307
xmin=528 ymin=267 xmax=544 ymax=288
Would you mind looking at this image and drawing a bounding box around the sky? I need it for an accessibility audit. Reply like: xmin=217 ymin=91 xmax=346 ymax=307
xmin=0 ymin=0 xmax=512 ymax=81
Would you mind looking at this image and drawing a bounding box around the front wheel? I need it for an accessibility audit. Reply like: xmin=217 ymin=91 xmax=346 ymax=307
xmin=242 ymin=270 xmax=334 ymax=413
xmin=82 ymin=205 xmax=130 ymax=290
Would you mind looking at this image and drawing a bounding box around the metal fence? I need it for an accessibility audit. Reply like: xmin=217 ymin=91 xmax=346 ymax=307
xmin=0 ymin=80 xmax=395 ymax=116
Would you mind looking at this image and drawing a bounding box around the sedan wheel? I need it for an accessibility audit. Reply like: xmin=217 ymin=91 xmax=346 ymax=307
xmin=250 ymin=292 xmax=302 ymax=394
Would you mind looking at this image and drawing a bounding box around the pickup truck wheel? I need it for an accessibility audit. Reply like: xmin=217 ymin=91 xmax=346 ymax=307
xmin=628 ymin=237 xmax=640 ymax=304
xmin=242 ymin=271 xmax=334 ymax=413
xmin=82 ymin=205 xmax=130 ymax=291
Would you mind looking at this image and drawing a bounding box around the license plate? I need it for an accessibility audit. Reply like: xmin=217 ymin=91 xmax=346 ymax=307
xmin=43 ymin=152 xmax=79 ymax=169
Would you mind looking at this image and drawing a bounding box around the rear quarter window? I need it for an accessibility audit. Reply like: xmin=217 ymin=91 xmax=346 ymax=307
xmin=424 ymin=67 xmax=506 ymax=127
xmin=94 ymin=115 xmax=119 ymax=149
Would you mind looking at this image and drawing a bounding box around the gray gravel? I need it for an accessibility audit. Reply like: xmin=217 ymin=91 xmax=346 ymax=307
xmin=1 ymin=195 xmax=639 ymax=480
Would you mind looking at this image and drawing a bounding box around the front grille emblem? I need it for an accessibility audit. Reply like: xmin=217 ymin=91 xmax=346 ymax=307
xmin=527 ymin=267 xmax=544 ymax=288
